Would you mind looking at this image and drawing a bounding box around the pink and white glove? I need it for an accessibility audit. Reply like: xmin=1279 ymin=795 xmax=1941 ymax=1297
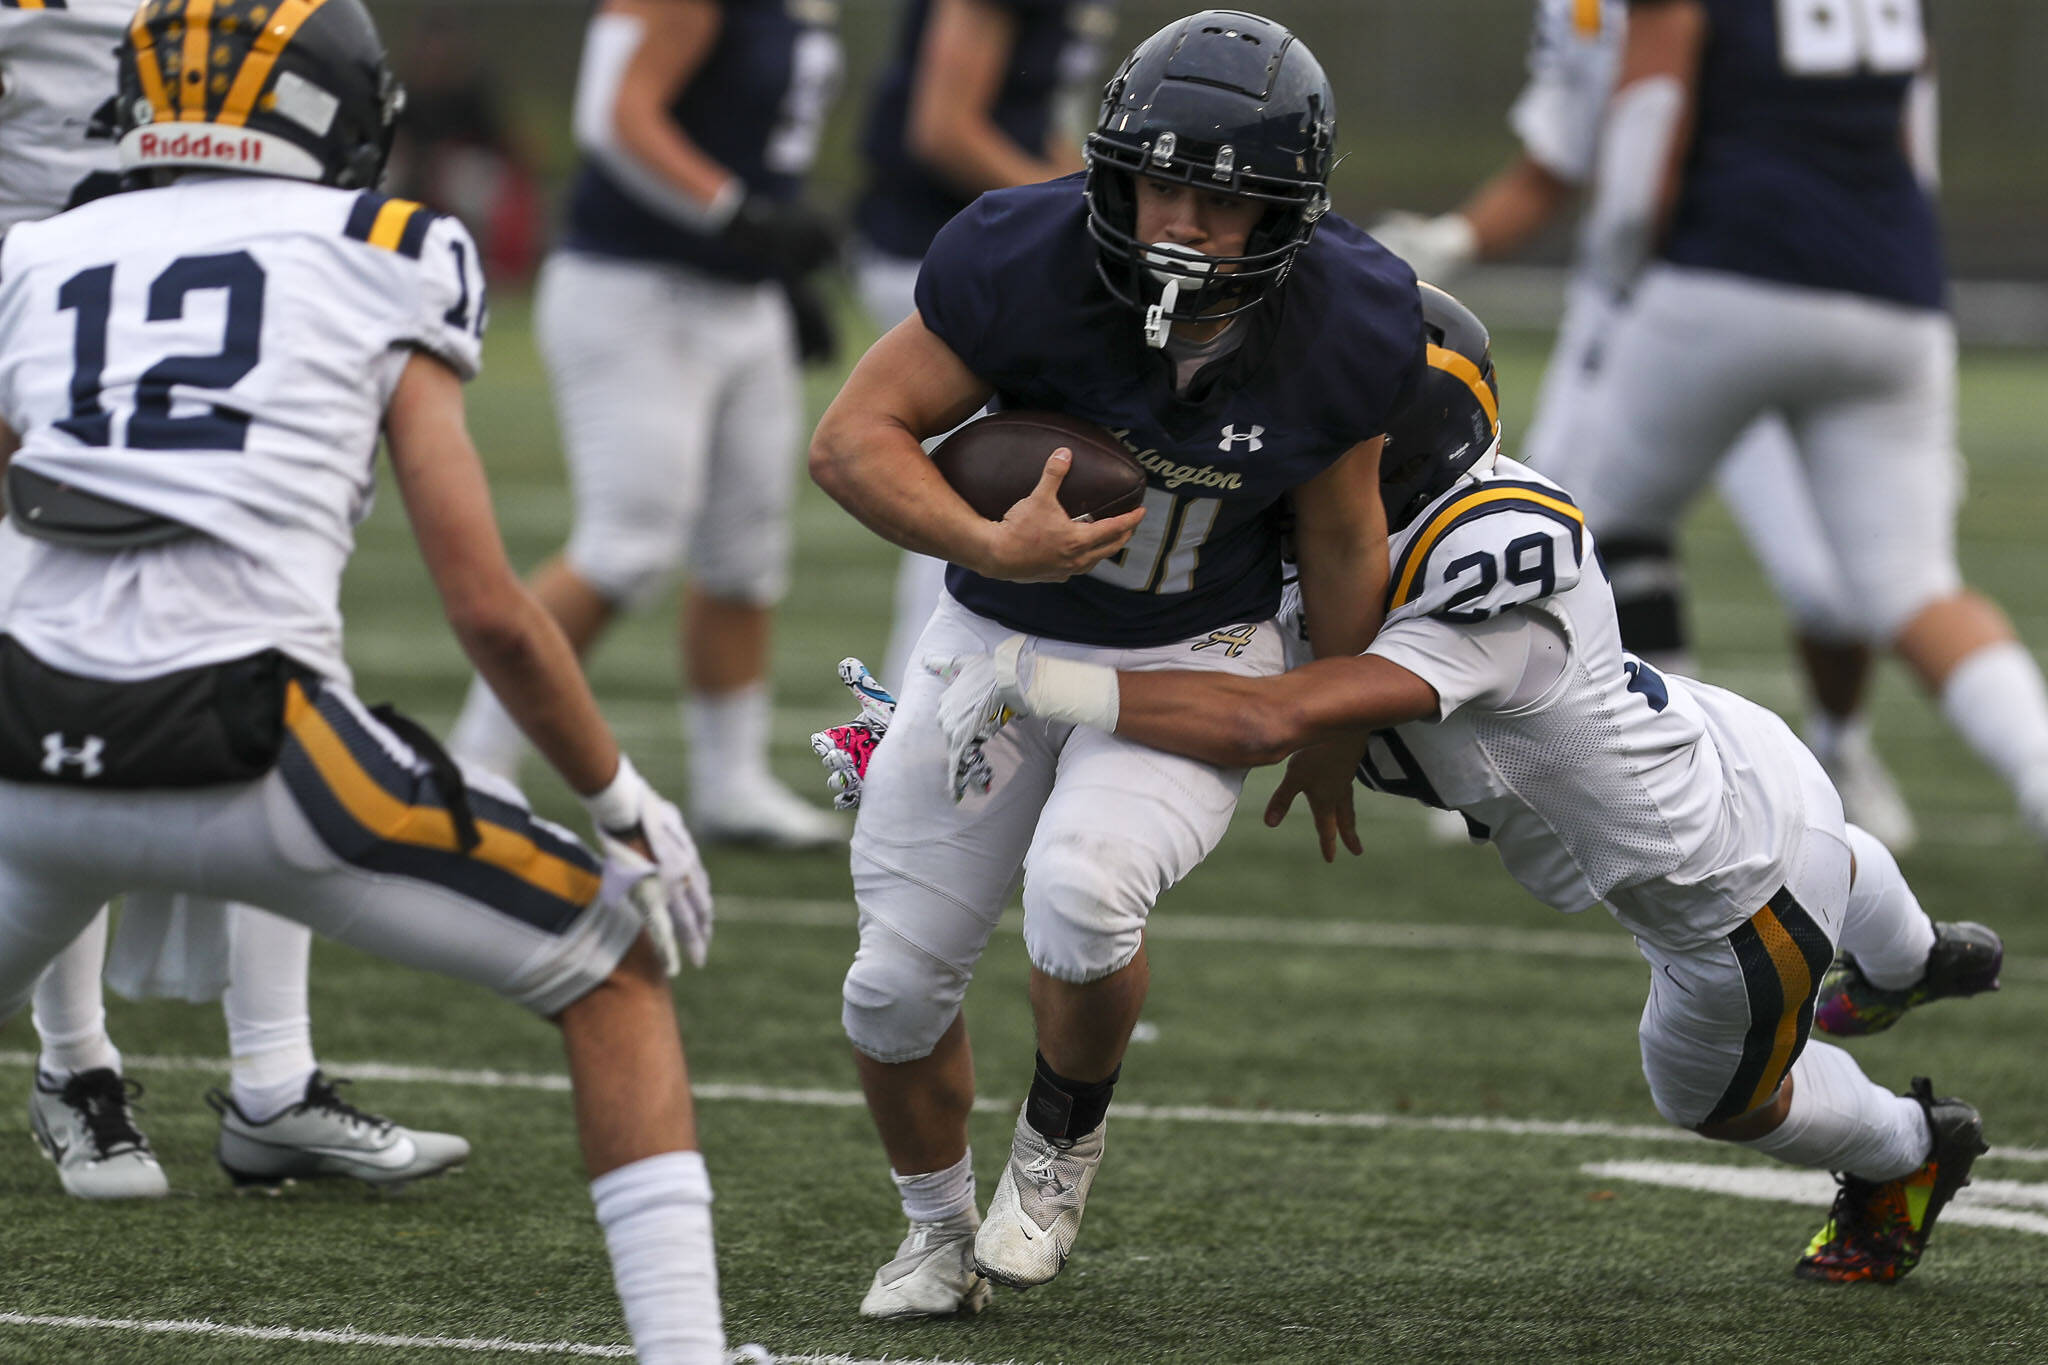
xmin=810 ymin=657 xmax=896 ymax=811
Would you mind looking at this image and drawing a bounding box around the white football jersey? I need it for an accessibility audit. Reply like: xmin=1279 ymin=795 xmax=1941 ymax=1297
xmin=0 ymin=0 xmax=129 ymax=231
xmin=1287 ymin=458 xmax=1806 ymax=949
xmin=1506 ymin=0 xmax=1626 ymax=186
xmin=0 ymin=177 xmax=486 ymax=686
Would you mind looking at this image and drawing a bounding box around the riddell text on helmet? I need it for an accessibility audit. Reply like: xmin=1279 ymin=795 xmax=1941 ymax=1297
xmin=135 ymin=130 xmax=267 ymax=164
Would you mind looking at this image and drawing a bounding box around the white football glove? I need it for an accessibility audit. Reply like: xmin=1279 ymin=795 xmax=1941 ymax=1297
xmin=1368 ymin=210 xmax=1479 ymax=285
xmin=809 ymin=657 xmax=896 ymax=811
xmin=581 ymin=755 xmax=713 ymax=975
xmin=931 ymin=636 xmax=1119 ymax=803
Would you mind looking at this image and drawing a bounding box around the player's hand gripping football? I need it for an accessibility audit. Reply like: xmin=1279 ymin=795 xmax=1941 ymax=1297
xmin=810 ymin=657 xmax=896 ymax=811
xmin=1265 ymin=732 xmax=1373 ymax=863
xmin=981 ymin=451 xmax=1146 ymax=584
xmin=581 ymin=756 xmax=714 ymax=975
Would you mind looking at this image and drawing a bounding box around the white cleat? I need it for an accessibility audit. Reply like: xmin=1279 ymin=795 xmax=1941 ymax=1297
xmin=207 ymin=1071 xmax=470 ymax=1191
xmin=29 ymin=1068 xmax=170 ymax=1200
xmin=973 ymin=1104 xmax=1105 ymax=1289
xmin=1814 ymin=726 xmax=1918 ymax=854
xmin=861 ymin=1209 xmax=991 ymax=1319
xmin=692 ymin=774 xmax=847 ymax=849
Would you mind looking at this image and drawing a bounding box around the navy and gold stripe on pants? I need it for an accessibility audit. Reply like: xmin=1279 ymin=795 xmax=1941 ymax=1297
xmin=277 ymin=681 xmax=602 ymax=934
xmin=1706 ymin=887 xmax=1836 ymax=1125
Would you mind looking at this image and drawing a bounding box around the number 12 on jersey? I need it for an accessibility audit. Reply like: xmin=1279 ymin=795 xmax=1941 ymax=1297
xmin=56 ymin=252 xmax=266 ymax=453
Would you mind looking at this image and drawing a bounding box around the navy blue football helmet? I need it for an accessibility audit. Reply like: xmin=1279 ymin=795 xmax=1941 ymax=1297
xmin=1085 ymin=11 xmax=1335 ymax=343
xmin=1379 ymin=284 xmax=1502 ymax=533
xmin=116 ymin=0 xmax=404 ymax=190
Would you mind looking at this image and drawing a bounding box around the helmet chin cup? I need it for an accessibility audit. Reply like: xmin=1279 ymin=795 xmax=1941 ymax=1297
xmin=1144 ymin=241 xmax=1214 ymax=290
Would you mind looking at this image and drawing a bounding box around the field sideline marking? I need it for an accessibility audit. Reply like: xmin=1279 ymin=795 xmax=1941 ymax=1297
xmin=713 ymin=894 xmax=2048 ymax=984
xmin=0 ymin=1313 xmax=1033 ymax=1365
xmin=1581 ymin=1161 xmax=2048 ymax=1237
xmin=3 ymin=1050 xmax=2042 ymax=1162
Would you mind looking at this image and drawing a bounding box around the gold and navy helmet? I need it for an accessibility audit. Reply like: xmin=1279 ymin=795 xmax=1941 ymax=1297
xmin=115 ymin=0 xmax=404 ymax=190
xmin=1379 ymin=284 xmax=1503 ymax=533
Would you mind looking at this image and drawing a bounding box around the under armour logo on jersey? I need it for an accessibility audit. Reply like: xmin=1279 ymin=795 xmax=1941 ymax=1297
xmin=41 ymin=733 xmax=107 ymax=779
xmin=1219 ymin=424 xmax=1265 ymax=452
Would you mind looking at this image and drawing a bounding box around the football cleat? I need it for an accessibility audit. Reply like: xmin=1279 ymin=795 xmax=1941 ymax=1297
xmin=860 ymin=1209 xmax=992 ymax=1320
xmin=1815 ymin=921 xmax=2003 ymax=1038
xmin=691 ymin=773 xmax=846 ymax=849
xmin=1794 ymin=1078 xmax=1986 ymax=1284
xmin=1816 ymin=727 xmax=1918 ymax=854
xmin=974 ymin=1104 xmax=1106 ymax=1288
xmin=208 ymin=1071 xmax=470 ymax=1191
xmin=29 ymin=1068 xmax=169 ymax=1200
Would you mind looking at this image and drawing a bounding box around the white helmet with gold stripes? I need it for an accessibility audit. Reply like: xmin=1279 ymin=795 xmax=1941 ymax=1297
xmin=115 ymin=0 xmax=404 ymax=189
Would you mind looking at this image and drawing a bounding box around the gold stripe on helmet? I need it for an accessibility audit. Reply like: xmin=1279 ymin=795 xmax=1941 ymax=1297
xmin=176 ymin=0 xmax=218 ymax=121
xmin=219 ymin=0 xmax=331 ymax=127
xmin=1425 ymin=343 xmax=1500 ymax=431
xmin=128 ymin=3 xmax=174 ymax=122
xmin=1573 ymin=0 xmax=1602 ymax=37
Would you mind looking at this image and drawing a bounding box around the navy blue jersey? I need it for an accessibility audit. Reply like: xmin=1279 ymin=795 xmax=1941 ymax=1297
xmin=563 ymin=0 xmax=840 ymax=281
xmin=1647 ymin=0 xmax=1943 ymax=309
xmin=854 ymin=0 xmax=1115 ymax=261
xmin=919 ymin=177 xmax=1424 ymax=647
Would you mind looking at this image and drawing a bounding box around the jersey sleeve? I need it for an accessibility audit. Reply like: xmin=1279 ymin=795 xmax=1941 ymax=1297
xmin=1383 ymin=484 xmax=1587 ymax=628
xmin=913 ymin=192 xmax=1005 ymax=375
xmin=399 ymin=213 xmax=488 ymax=382
xmin=1506 ymin=0 xmax=1621 ymax=184
xmin=1367 ymin=610 xmax=1549 ymax=720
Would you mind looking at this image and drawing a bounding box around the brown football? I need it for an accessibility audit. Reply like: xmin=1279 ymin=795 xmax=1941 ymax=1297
xmin=931 ymin=410 xmax=1148 ymax=522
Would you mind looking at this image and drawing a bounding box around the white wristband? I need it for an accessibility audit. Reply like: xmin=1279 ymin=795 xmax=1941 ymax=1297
xmin=581 ymin=753 xmax=645 ymax=833
xmin=995 ymin=637 xmax=1120 ymax=732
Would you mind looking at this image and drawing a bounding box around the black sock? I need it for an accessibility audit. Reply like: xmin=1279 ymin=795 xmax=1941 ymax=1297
xmin=1025 ymin=1051 xmax=1120 ymax=1142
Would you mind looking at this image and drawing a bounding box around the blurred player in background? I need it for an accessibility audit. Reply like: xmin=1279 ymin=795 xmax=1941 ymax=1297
xmin=933 ymin=285 xmax=2001 ymax=1287
xmin=0 ymin=3 xmax=741 ymax=1359
xmin=448 ymin=0 xmax=847 ymax=849
xmin=812 ymin=10 xmax=1418 ymax=1317
xmin=0 ymin=0 xmax=464 ymax=1202
xmin=850 ymin=0 xmax=1120 ymax=694
xmin=1372 ymin=0 xmax=1915 ymax=850
xmin=1563 ymin=0 xmax=2048 ymax=848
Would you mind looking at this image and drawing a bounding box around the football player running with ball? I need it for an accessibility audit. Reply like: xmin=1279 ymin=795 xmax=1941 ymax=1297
xmin=811 ymin=10 xmax=1422 ymax=1316
xmin=933 ymin=286 xmax=2002 ymax=1286
xmin=0 ymin=4 xmax=744 ymax=1360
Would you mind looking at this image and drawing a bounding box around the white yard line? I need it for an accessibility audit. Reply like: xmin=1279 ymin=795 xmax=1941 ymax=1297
xmin=4 ymin=1049 xmax=2042 ymax=1162
xmin=1581 ymin=1161 xmax=2048 ymax=1237
xmin=0 ymin=1313 xmax=1041 ymax=1365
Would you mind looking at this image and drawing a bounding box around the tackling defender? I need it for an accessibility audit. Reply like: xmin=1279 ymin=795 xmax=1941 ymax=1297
xmin=931 ymin=286 xmax=2000 ymax=1284
xmin=811 ymin=10 xmax=1421 ymax=1316
xmin=1371 ymin=0 xmax=1917 ymax=850
xmin=0 ymin=4 xmax=740 ymax=1359
xmin=0 ymin=0 xmax=464 ymax=1200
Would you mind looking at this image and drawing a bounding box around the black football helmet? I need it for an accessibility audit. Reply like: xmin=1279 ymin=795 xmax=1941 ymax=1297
xmin=1379 ymin=284 xmax=1503 ymax=533
xmin=116 ymin=0 xmax=404 ymax=190
xmin=1084 ymin=11 xmax=1334 ymax=345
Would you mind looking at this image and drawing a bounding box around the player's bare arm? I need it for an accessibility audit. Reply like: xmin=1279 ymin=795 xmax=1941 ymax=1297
xmin=1116 ymin=655 xmax=1438 ymax=770
xmin=1457 ymin=154 xmax=1580 ymax=260
xmin=594 ymin=0 xmax=733 ymax=210
xmin=383 ymin=351 xmax=623 ymax=799
xmin=1274 ymin=435 xmax=1394 ymax=859
xmin=909 ymin=0 xmax=1067 ymax=194
xmin=809 ymin=312 xmax=1144 ymax=582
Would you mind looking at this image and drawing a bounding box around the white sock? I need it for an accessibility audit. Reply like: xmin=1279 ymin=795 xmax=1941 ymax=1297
xmin=222 ymin=905 xmax=318 ymax=1119
xmin=1939 ymin=641 xmax=2048 ymax=795
xmin=33 ymin=907 xmax=120 ymax=1080
xmin=685 ymin=683 xmax=771 ymax=799
xmin=892 ymin=1150 xmax=976 ymax=1225
xmin=591 ymin=1150 xmax=726 ymax=1365
xmin=1738 ymin=1042 xmax=1930 ymax=1182
xmin=449 ymin=676 xmax=527 ymax=777
xmin=1840 ymin=825 xmax=1937 ymax=989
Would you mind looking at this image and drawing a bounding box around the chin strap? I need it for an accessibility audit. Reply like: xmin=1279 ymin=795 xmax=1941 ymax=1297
xmin=1144 ymin=276 xmax=1180 ymax=349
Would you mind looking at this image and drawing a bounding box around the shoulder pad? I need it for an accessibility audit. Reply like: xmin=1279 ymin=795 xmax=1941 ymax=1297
xmin=1385 ymin=480 xmax=1586 ymax=626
